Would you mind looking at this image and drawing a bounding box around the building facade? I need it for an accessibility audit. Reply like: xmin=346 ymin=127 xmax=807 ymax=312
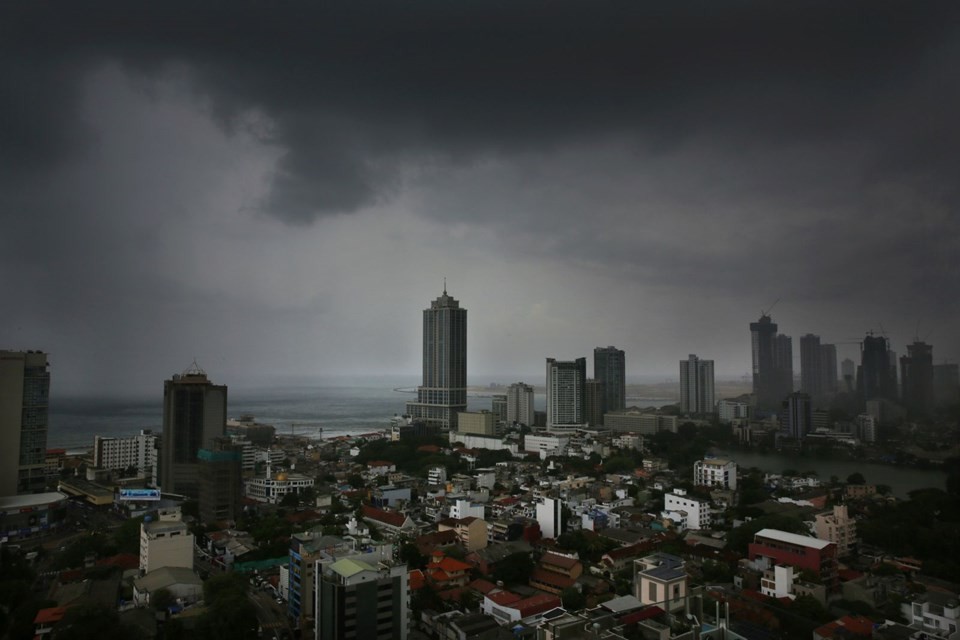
xmin=694 ymin=458 xmax=738 ymax=491
xmin=315 ymin=557 xmax=409 ymax=640
xmin=536 ymin=496 xmax=562 ymax=540
xmin=456 ymin=410 xmax=496 ymax=436
xmin=406 ymin=288 xmax=468 ymax=431
xmin=900 ymin=341 xmax=934 ymax=417
xmin=584 ymin=379 xmax=606 ymax=427
xmin=751 ymin=315 xmax=791 ymax=411
xmin=749 ymin=528 xmax=838 ymax=591
xmin=814 ymin=504 xmax=856 ymax=557
xmin=781 ymin=392 xmax=812 ymax=440
xmin=197 ymin=437 xmax=242 ymax=524
xmin=160 ymin=365 xmax=227 ymax=499
xmin=0 ymin=350 xmax=50 ymax=495
xmin=506 ymin=382 xmax=535 ymax=426
xmin=94 ymin=430 xmax=160 ymax=486
xmin=139 ymin=508 xmax=194 ymax=574
xmin=546 ymin=358 xmax=586 ymax=429
xmin=858 ymin=334 xmax=896 ymax=406
xmin=679 ymin=354 xmax=715 ymax=415
xmin=594 ymin=346 xmax=626 ymax=415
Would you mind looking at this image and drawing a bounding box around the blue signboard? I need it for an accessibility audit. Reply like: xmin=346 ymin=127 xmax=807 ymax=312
xmin=119 ymin=488 xmax=161 ymax=501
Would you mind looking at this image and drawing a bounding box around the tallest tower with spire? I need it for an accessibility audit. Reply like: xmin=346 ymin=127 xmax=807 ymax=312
xmin=406 ymin=287 xmax=467 ymax=430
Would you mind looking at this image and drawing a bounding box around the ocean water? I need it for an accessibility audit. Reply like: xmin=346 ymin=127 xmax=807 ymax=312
xmin=47 ymin=380 xmax=539 ymax=450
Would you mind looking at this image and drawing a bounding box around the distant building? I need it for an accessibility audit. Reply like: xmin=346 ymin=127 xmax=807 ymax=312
xmin=717 ymin=398 xmax=751 ymax=424
xmin=694 ymin=458 xmax=737 ymax=491
xmin=139 ymin=507 xmax=193 ymax=574
xmin=160 ymin=364 xmax=227 ymax=499
xmin=94 ymin=430 xmax=159 ymax=487
xmin=750 ymin=315 xmax=791 ymax=411
xmin=801 ymin=334 xmax=826 ymax=402
xmin=506 ymin=382 xmax=535 ymax=426
xmin=821 ymin=343 xmax=838 ymax=398
xmin=405 ymin=287 xmax=468 ymax=431
xmin=584 ymin=379 xmax=606 ymax=427
xmin=0 ymin=350 xmax=50 ymax=495
xmin=491 ymin=394 xmax=508 ymax=424
xmin=858 ymin=334 xmax=896 ymax=406
xmin=933 ymin=363 xmax=960 ymax=407
xmin=244 ymin=467 xmax=315 ymax=504
xmin=781 ymin=392 xmax=812 ymax=439
xmin=546 ymin=358 xmax=586 ymax=429
xmin=854 ymin=414 xmax=876 ymax=443
xmin=900 ymin=341 xmax=934 ymax=417
xmin=604 ymin=409 xmax=678 ymax=435
xmin=594 ymin=346 xmax=626 ymax=414
xmin=663 ymin=490 xmax=711 ymax=530
xmin=456 ymin=410 xmax=497 ymax=436
xmin=679 ymin=354 xmax=715 ymax=415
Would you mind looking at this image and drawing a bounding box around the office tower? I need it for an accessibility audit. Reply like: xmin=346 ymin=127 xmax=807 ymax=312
xmin=546 ymin=358 xmax=586 ymax=429
xmin=841 ymin=358 xmax=856 ymax=393
xmin=933 ymin=364 xmax=960 ymax=407
xmin=456 ymin=410 xmax=496 ymax=436
xmin=536 ymin=496 xmax=563 ymax=539
xmin=679 ymin=354 xmax=715 ymax=415
xmin=781 ymin=392 xmax=812 ymax=440
xmin=750 ymin=314 xmax=780 ymax=410
xmin=405 ymin=288 xmax=467 ymax=431
xmin=0 ymin=350 xmax=50 ymax=495
xmin=800 ymin=334 xmax=824 ymax=400
xmin=820 ymin=343 xmax=838 ymax=397
xmin=491 ymin=394 xmax=507 ymax=423
xmin=584 ymin=379 xmax=605 ymax=427
xmin=316 ymin=555 xmax=409 ymax=640
xmin=506 ymin=382 xmax=535 ymax=426
xmin=857 ymin=334 xmax=895 ymax=405
xmin=160 ymin=364 xmax=227 ymax=499
xmin=94 ymin=430 xmax=160 ymax=487
xmin=900 ymin=341 xmax=934 ymax=417
xmin=594 ymin=346 xmax=626 ymax=414
xmin=198 ymin=437 xmax=243 ymax=524
xmin=774 ymin=334 xmax=794 ymax=399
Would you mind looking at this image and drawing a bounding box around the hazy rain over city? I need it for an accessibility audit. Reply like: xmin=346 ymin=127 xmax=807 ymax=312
xmin=1 ymin=1 xmax=958 ymax=394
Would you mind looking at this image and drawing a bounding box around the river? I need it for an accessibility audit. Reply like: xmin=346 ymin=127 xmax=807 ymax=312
xmin=709 ymin=448 xmax=946 ymax=499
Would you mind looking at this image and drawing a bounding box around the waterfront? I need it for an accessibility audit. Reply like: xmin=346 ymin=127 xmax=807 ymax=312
xmin=710 ymin=447 xmax=946 ymax=498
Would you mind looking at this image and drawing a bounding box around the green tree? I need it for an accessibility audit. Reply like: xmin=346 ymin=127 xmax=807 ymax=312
xmin=492 ymin=552 xmax=534 ymax=586
xmin=561 ymin=587 xmax=586 ymax=611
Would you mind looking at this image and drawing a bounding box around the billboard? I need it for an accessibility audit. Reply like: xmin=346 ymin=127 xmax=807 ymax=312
xmin=119 ymin=488 xmax=161 ymax=501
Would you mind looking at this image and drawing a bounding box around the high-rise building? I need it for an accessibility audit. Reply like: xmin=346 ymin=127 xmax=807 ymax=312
xmin=506 ymin=382 xmax=535 ymax=426
xmin=315 ymin=555 xmax=409 ymax=640
xmin=160 ymin=364 xmax=227 ymax=499
xmin=491 ymin=394 xmax=507 ymax=423
xmin=857 ymin=334 xmax=895 ymax=406
xmin=94 ymin=430 xmax=160 ymax=487
xmin=933 ymin=364 xmax=960 ymax=407
xmin=584 ymin=379 xmax=605 ymax=427
xmin=820 ymin=343 xmax=838 ymax=398
xmin=774 ymin=334 xmax=794 ymax=400
xmin=841 ymin=358 xmax=856 ymax=393
xmin=198 ymin=437 xmax=243 ymax=524
xmin=781 ymin=392 xmax=812 ymax=440
xmin=594 ymin=346 xmax=625 ymax=414
xmin=405 ymin=288 xmax=467 ymax=431
xmin=900 ymin=341 xmax=934 ymax=417
xmin=0 ymin=350 xmax=50 ymax=495
xmin=546 ymin=358 xmax=586 ymax=429
xmin=536 ymin=496 xmax=563 ymax=539
xmin=800 ymin=334 xmax=824 ymax=400
xmin=750 ymin=315 xmax=780 ymax=411
xmin=679 ymin=354 xmax=715 ymax=415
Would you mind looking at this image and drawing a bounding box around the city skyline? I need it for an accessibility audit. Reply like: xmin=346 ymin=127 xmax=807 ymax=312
xmin=1 ymin=2 xmax=958 ymax=396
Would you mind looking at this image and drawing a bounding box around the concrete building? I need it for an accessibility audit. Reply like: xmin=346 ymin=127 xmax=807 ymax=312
xmin=717 ymin=398 xmax=751 ymax=424
xmin=524 ymin=433 xmax=571 ymax=458
xmin=438 ymin=516 xmax=488 ymax=551
xmin=694 ymin=458 xmax=738 ymax=491
xmin=858 ymin=334 xmax=896 ymax=406
xmin=491 ymin=395 xmax=507 ymax=424
xmin=160 ymin=364 xmax=227 ymax=499
xmin=781 ymin=392 xmax=812 ymax=439
xmin=546 ymin=358 xmax=586 ymax=429
xmin=315 ymin=556 xmax=409 ymax=640
xmin=594 ymin=346 xmax=626 ymax=415
xmin=244 ymin=467 xmax=315 ymax=504
xmin=584 ymin=379 xmax=606 ymax=427
xmin=93 ymin=430 xmax=159 ymax=487
xmin=197 ymin=437 xmax=243 ymax=524
xmin=751 ymin=315 xmax=792 ymax=411
xmin=900 ymin=341 xmax=935 ymax=417
xmin=933 ymin=363 xmax=959 ymax=407
xmin=634 ymin=553 xmax=688 ymax=612
xmin=456 ymin=410 xmax=496 ymax=436
xmin=406 ymin=288 xmax=468 ymax=431
xmin=680 ymin=354 xmax=715 ymax=415
xmin=0 ymin=350 xmax=50 ymax=495
xmin=814 ymin=504 xmax=856 ymax=557
xmin=139 ymin=507 xmax=194 ymax=574
xmin=604 ymin=410 xmax=678 ymax=435
xmin=900 ymin=592 xmax=959 ymax=639
xmin=760 ymin=564 xmax=797 ymax=599
xmin=536 ymin=496 xmax=562 ymax=540
xmin=427 ymin=466 xmax=447 ymax=486
xmin=749 ymin=528 xmax=838 ymax=591
xmin=506 ymin=382 xmax=535 ymax=426
xmin=663 ymin=490 xmax=711 ymax=530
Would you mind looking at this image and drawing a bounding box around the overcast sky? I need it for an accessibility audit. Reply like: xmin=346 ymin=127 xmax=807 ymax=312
xmin=2 ymin=1 xmax=958 ymax=395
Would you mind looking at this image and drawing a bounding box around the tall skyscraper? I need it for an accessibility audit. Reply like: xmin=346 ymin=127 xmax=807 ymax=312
xmin=933 ymin=364 xmax=959 ymax=407
xmin=506 ymin=382 xmax=535 ymax=426
xmin=751 ymin=315 xmax=792 ymax=411
xmin=594 ymin=346 xmax=625 ymax=414
xmin=857 ymin=334 xmax=895 ymax=406
xmin=900 ymin=341 xmax=934 ymax=417
xmin=405 ymin=288 xmax=467 ymax=430
xmin=800 ymin=334 xmax=824 ymax=400
xmin=584 ymin=379 xmax=605 ymax=427
xmin=316 ymin=556 xmax=409 ymax=640
xmin=160 ymin=364 xmax=227 ymax=499
xmin=781 ymin=392 xmax=812 ymax=440
xmin=820 ymin=343 xmax=838 ymax=398
xmin=546 ymin=357 xmax=586 ymax=429
xmin=198 ymin=437 xmax=243 ymax=524
xmin=0 ymin=350 xmax=50 ymax=495
xmin=841 ymin=358 xmax=856 ymax=393
xmin=679 ymin=354 xmax=715 ymax=415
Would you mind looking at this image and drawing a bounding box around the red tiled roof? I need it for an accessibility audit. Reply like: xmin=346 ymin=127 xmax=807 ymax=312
xmin=529 ymin=567 xmax=576 ymax=589
xmin=814 ymin=616 xmax=875 ymax=639
xmin=620 ymin=606 xmax=664 ymax=625
xmin=437 ymin=587 xmax=466 ymax=601
xmin=468 ymin=579 xmax=497 ymax=594
xmin=514 ymin=593 xmax=562 ymax=617
xmin=96 ymin=553 xmax=140 ymax=571
xmin=487 ymin=590 xmax=523 ymax=606
xmin=434 ymin=556 xmax=472 ymax=573
xmin=361 ymin=504 xmax=407 ymax=528
xmin=429 ymin=568 xmax=452 ymax=582
xmin=417 ymin=445 xmax=442 ymax=453
xmin=34 ymin=607 xmax=68 ymax=625
xmin=409 ymin=570 xmax=426 ymax=590
xmin=540 ymin=553 xmax=580 ymax=570
xmin=367 ymin=460 xmax=394 ymax=467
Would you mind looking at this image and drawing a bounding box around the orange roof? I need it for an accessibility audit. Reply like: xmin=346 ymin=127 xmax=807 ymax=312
xmin=361 ymin=504 xmax=408 ymax=528
xmin=487 ymin=590 xmax=523 ymax=606
xmin=541 ymin=552 xmax=580 ymax=570
xmin=814 ymin=616 xmax=874 ymax=639
xmin=468 ymin=579 xmax=497 ymax=594
xmin=409 ymin=570 xmax=426 ymax=591
xmin=367 ymin=460 xmax=394 ymax=467
xmin=530 ymin=567 xmax=576 ymax=589
xmin=513 ymin=593 xmax=562 ymax=617
xmin=34 ymin=607 xmax=68 ymax=625
xmin=435 ymin=556 xmax=472 ymax=573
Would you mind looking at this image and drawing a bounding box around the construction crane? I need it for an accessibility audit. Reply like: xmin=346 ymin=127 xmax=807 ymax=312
xmin=761 ymin=298 xmax=780 ymax=317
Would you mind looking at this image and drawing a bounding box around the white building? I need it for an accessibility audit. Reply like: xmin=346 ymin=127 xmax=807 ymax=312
xmin=612 ymin=433 xmax=644 ymax=451
xmin=536 ymin=496 xmax=562 ymax=540
xmin=901 ymin=593 xmax=959 ymax=639
xmin=814 ymin=504 xmax=856 ymax=557
xmin=546 ymin=358 xmax=586 ymax=429
xmin=634 ymin=553 xmax=688 ymax=612
xmin=447 ymin=432 xmax=519 ymax=454
xmin=139 ymin=507 xmax=193 ymax=574
xmin=717 ymin=399 xmax=751 ymax=424
xmin=427 ymin=466 xmax=447 ymax=486
xmin=244 ymin=468 xmax=315 ymax=504
xmin=449 ymin=499 xmax=485 ymax=520
xmin=93 ymin=430 xmax=159 ymax=486
xmin=694 ymin=458 xmax=738 ymax=491
xmin=761 ymin=564 xmax=797 ymax=599
xmin=663 ymin=490 xmax=711 ymax=530
xmin=507 ymin=382 xmax=536 ymax=426
xmin=524 ymin=433 xmax=571 ymax=458
xmin=680 ymin=355 xmax=715 ymax=415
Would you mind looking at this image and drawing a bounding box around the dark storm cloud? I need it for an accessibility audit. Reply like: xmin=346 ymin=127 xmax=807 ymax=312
xmin=2 ymin=0 xmax=958 ymax=223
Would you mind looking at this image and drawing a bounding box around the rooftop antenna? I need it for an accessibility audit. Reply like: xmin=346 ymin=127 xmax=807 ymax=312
xmin=443 ymin=277 xmax=447 ymax=295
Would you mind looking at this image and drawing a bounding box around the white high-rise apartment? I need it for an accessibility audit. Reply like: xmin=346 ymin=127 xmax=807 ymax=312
xmin=506 ymin=382 xmax=535 ymax=426
xmin=0 ymin=350 xmax=50 ymax=495
xmin=546 ymin=358 xmax=586 ymax=429
xmin=694 ymin=458 xmax=738 ymax=491
xmin=536 ymin=496 xmax=563 ymax=539
xmin=679 ymin=354 xmax=715 ymax=415
xmin=94 ymin=430 xmax=160 ymax=486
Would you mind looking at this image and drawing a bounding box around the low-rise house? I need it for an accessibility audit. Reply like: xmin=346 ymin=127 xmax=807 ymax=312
xmin=482 ymin=590 xmax=561 ymax=624
xmin=901 ymin=592 xmax=960 ymax=639
xmin=133 ymin=566 xmax=204 ymax=607
xmin=361 ymin=504 xmax=417 ymax=534
xmin=438 ymin=516 xmax=488 ymax=551
xmin=426 ymin=550 xmax=473 ymax=590
xmin=529 ymin=552 xmax=583 ymax=595
xmin=634 ymin=553 xmax=688 ymax=612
